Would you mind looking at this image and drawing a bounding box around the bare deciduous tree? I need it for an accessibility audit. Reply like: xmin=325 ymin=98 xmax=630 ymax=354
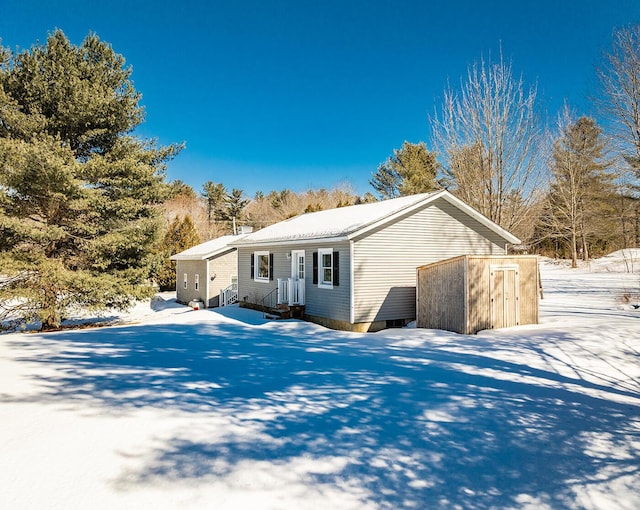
xmin=539 ymin=111 xmax=615 ymax=267
xmin=431 ymin=51 xmax=545 ymax=237
xmin=597 ymin=23 xmax=640 ymax=177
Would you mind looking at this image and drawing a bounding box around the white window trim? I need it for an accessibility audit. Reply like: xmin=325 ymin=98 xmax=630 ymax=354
xmin=195 ymin=274 xmax=200 ymax=291
xmin=183 ymin=273 xmax=188 ymax=290
xmin=254 ymin=251 xmax=270 ymax=282
xmin=318 ymin=248 xmax=333 ymax=289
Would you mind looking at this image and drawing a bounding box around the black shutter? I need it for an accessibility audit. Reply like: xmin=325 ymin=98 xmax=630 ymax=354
xmin=250 ymin=253 xmax=254 ymax=279
xmin=269 ymin=253 xmax=274 ymax=281
xmin=312 ymin=252 xmax=318 ymax=284
xmin=333 ymin=251 xmax=339 ymax=286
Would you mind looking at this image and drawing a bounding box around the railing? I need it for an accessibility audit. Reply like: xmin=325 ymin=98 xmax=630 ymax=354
xmin=277 ymin=278 xmax=305 ymax=306
xmin=219 ymin=282 xmax=238 ymax=307
xmin=261 ymin=287 xmax=279 ymax=317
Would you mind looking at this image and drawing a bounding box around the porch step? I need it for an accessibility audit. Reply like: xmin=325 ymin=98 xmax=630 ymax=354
xmin=264 ymin=305 xmax=305 ymax=320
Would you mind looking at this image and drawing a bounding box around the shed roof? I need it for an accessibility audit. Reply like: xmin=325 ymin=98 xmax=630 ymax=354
xmin=170 ymin=234 xmax=245 ymax=261
xmin=232 ymin=190 xmax=521 ymax=246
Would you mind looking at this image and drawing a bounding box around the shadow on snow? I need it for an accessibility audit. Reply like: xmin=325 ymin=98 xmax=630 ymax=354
xmin=3 ymin=311 xmax=640 ymax=509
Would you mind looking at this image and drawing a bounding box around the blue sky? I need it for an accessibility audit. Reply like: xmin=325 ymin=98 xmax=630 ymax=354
xmin=2 ymin=1 xmax=640 ymax=197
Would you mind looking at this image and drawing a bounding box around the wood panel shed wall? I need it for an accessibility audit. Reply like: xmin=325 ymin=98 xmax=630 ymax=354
xmin=416 ymin=256 xmax=467 ymax=333
xmin=417 ymin=255 xmax=539 ymax=334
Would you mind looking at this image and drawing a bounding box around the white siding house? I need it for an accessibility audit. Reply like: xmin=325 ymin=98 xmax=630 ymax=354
xmin=231 ymin=190 xmax=520 ymax=331
xmin=171 ymin=234 xmax=246 ymax=308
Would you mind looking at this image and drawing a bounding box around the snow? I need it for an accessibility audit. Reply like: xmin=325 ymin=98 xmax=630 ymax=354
xmin=171 ymin=234 xmax=247 ymax=260
xmin=1 ymin=257 xmax=639 ymax=509
xmin=232 ymin=192 xmax=439 ymax=243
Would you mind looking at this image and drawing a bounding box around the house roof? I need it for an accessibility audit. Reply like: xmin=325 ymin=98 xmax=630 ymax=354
xmin=231 ymin=190 xmax=521 ymax=246
xmin=170 ymin=234 xmax=245 ymax=261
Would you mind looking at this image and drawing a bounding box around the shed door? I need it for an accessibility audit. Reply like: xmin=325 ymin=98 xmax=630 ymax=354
xmin=490 ymin=266 xmax=519 ymax=329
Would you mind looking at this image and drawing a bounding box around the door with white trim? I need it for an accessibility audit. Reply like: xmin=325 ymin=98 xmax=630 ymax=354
xmin=290 ymin=250 xmax=305 ymax=305
xmin=490 ymin=265 xmax=520 ymax=329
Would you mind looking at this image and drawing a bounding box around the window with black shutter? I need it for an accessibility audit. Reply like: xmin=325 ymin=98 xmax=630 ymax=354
xmin=253 ymin=251 xmax=270 ymax=281
xmin=317 ymin=248 xmax=336 ymax=289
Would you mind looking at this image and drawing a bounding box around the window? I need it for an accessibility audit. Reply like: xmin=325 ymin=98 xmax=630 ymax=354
xmin=252 ymin=251 xmax=272 ymax=282
xmin=315 ymin=248 xmax=339 ymax=289
xmin=195 ymin=274 xmax=199 ymax=291
xmin=183 ymin=273 xmax=188 ymax=289
xmin=320 ymin=249 xmax=333 ymax=287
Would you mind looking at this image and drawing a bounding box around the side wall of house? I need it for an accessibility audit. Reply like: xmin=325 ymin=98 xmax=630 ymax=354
xmin=208 ymin=249 xmax=238 ymax=307
xmin=352 ymin=197 xmax=508 ymax=324
xmin=237 ymin=241 xmax=351 ymax=322
xmin=175 ymin=260 xmax=207 ymax=305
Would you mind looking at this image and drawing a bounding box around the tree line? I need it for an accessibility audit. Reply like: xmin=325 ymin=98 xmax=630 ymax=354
xmin=170 ymin=27 xmax=640 ymax=272
xmin=2 ymin=25 xmax=639 ymax=329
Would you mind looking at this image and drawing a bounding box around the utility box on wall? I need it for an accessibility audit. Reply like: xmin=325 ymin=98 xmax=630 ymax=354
xmin=416 ymin=255 xmax=540 ymax=334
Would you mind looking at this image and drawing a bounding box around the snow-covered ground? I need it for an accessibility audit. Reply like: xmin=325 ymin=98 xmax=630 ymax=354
xmin=1 ymin=256 xmax=639 ymax=510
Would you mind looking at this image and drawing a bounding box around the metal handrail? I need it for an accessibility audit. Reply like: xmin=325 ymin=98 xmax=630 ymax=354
xmin=261 ymin=287 xmax=278 ymax=318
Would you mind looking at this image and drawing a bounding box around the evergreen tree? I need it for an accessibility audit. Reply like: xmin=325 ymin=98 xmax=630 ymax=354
xmin=370 ymin=161 xmax=402 ymax=199
xmin=0 ymin=30 xmax=182 ymax=329
xmin=157 ymin=215 xmax=201 ymax=291
xmin=356 ymin=192 xmax=378 ymax=204
xmin=167 ymin=180 xmax=196 ymax=199
xmin=370 ymin=142 xmax=440 ymax=199
xmin=220 ymin=188 xmax=249 ymax=233
xmin=201 ymin=181 xmax=226 ymax=224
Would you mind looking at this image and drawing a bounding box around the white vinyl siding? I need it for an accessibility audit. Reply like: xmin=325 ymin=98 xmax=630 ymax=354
xmin=318 ymin=248 xmax=333 ymax=289
xmin=176 ymin=250 xmax=239 ymax=308
xmin=237 ymin=243 xmax=350 ymax=322
xmin=207 ymin=249 xmax=238 ymax=307
xmin=176 ymin=261 xmax=206 ymax=306
xmin=352 ymin=198 xmax=508 ymax=323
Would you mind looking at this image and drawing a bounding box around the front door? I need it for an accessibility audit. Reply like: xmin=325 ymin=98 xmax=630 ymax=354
xmin=291 ymin=250 xmax=305 ymax=280
xmin=290 ymin=250 xmax=305 ymax=305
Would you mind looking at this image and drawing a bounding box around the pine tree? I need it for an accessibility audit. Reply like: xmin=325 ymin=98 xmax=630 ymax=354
xmin=0 ymin=30 xmax=182 ymax=329
xmin=370 ymin=142 xmax=440 ymax=199
xmin=201 ymin=181 xmax=226 ymax=224
xmin=219 ymin=188 xmax=249 ymax=233
xmin=156 ymin=216 xmax=201 ymax=291
xmin=370 ymin=161 xmax=402 ymax=199
xmin=168 ymin=180 xmax=197 ymax=199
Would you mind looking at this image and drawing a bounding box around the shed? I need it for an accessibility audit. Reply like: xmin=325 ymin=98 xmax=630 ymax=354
xmin=416 ymin=255 xmax=539 ymax=334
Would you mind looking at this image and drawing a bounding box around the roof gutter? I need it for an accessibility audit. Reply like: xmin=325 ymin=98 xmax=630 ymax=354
xmin=229 ymin=235 xmax=350 ymax=248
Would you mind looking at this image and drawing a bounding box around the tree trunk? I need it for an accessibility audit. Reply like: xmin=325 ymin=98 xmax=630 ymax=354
xmin=581 ymin=233 xmax=589 ymax=262
xmin=571 ymin=230 xmax=578 ymax=268
xmin=41 ymin=288 xmax=61 ymax=330
xmin=635 ymin=204 xmax=640 ymax=248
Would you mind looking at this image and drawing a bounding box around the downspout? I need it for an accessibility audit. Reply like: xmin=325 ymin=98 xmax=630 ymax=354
xmin=205 ymin=259 xmax=210 ymax=308
xmin=350 ymin=240 xmax=355 ymax=324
